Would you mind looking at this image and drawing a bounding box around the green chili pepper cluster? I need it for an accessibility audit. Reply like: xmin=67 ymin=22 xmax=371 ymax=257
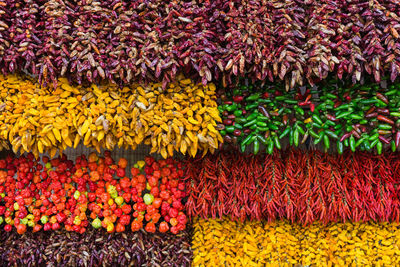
xmin=218 ymin=80 xmax=400 ymax=155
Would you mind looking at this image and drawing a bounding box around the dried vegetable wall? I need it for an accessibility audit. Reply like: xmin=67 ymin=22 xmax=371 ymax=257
xmin=1 ymin=0 xmax=400 ymax=266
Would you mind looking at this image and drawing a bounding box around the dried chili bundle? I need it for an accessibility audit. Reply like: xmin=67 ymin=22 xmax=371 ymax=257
xmin=184 ymin=149 xmax=400 ymax=223
xmin=1 ymin=0 xmax=400 ymax=88
xmin=193 ymin=217 xmax=400 ymax=266
xmin=0 ymin=228 xmax=192 ymax=266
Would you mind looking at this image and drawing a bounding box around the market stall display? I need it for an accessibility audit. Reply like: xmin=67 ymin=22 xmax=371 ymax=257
xmin=1 ymin=0 xmax=400 ymax=266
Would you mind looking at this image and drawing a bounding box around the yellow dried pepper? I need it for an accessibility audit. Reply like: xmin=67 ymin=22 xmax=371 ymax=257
xmin=193 ymin=217 xmax=400 ymax=266
xmin=0 ymin=74 xmax=222 ymax=158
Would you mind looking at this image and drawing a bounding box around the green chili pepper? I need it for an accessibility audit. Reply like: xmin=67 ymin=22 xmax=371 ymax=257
xmin=220 ymin=130 xmax=227 ymax=136
xmin=376 ymin=99 xmax=388 ymax=107
xmin=325 ymin=120 xmax=336 ymax=127
xmin=279 ymin=127 xmax=291 ymax=139
xmin=257 ymin=116 xmax=269 ymax=122
xmin=324 ymin=130 xmax=338 ymax=139
xmin=326 ymin=93 xmax=337 ymax=99
xmin=316 ymin=103 xmax=326 ymax=111
xmin=226 ymin=104 xmax=238 ymax=112
xmin=309 ymin=130 xmax=319 ymax=139
xmin=323 ymin=135 xmax=330 ymax=149
xmin=240 ymin=143 xmax=246 ymax=152
xmin=337 ymin=141 xmax=344 ymax=154
xmin=355 ymin=137 xmax=364 ymax=148
xmin=334 ymin=124 xmax=342 ymax=130
xmin=297 ymin=125 xmax=305 ymax=135
xmin=349 ymin=135 xmax=356 ymax=152
xmin=391 ymin=140 xmax=397 ymax=152
xmin=235 ymin=124 xmax=243 ymax=130
xmin=275 ymin=96 xmax=285 ymax=101
xmin=247 ymin=94 xmax=260 ymax=101
xmin=267 ymin=139 xmax=274 ymax=155
xmin=268 ymin=123 xmax=279 ymax=131
xmin=335 ymin=104 xmax=350 ymax=110
xmin=377 ymin=141 xmax=383 ymax=154
xmin=344 ymin=138 xmax=349 ymax=147
xmin=257 ymin=135 xmax=267 ymax=145
xmin=289 ymin=129 xmax=294 ymax=146
xmin=235 ymin=118 xmax=247 ymax=124
xmin=336 ymin=111 xmax=352 ymax=119
xmin=378 ymin=124 xmax=392 ymax=130
xmin=312 ymin=114 xmax=323 ymax=125
xmin=244 ymin=119 xmax=257 ymax=128
xmin=390 ymin=112 xmax=400 ymax=117
xmin=250 ymin=124 xmax=257 ymax=130
xmin=368 ymin=133 xmax=380 ymax=141
xmin=241 ymin=133 xmax=254 ymax=146
xmin=284 ymin=99 xmax=298 ymax=104
xmin=253 ymin=139 xmax=260 ymax=154
xmin=314 ymin=135 xmax=323 ymax=145
xmin=247 ymin=112 xmax=258 ymax=121
xmin=364 ymin=140 xmax=371 ymax=150
xmin=234 ymin=110 xmax=242 ymax=117
xmin=312 ymin=122 xmax=322 ymax=129
xmin=293 ymin=128 xmax=299 ymax=147
xmin=274 ymin=135 xmax=281 ymax=150
xmin=294 ymin=106 xmax=304 ymax=116
xmin=370 ymin=138 xmax=379 ymax=149
xmin=350 ymin=114 xmax=363 ymax=120
xmin=245 ymin=103 xmax=258 ymax=110
xmin=256 ymin=121 xmax=267 ymax=127
xmin=258 ymin=126 xmax=269 ymax=132
xmin=225 ymin=126 xmax=235 ymax=133
xmin=325 ymin=100 xmax=335 ymax=106
xmin=360 ymin=99 xmax=377 ymax=105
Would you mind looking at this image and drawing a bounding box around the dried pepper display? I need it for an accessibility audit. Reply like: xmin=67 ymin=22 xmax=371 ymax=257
xmin=219 ymin=79 xmax=400 ymax=154
xmin=1 ymin=1 xmax=400 ymax=88
xmin=0 ymin=228 xmax=192 ymax=266
xmin=0 ymin=74 xmax=222 ymax=158
xmin=0 ymin=152 xmax=188 ymax=234
xmin=185 ymin=149 xmax=400 ymax=223
xmin=193 ymin=217 xmax=400 ymax=266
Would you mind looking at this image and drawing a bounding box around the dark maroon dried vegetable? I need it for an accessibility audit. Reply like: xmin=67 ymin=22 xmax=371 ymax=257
xmin=0 ymin=228 xmax=192 ymax=266
xmin=1 ymin=0 xmax=400 ymax=89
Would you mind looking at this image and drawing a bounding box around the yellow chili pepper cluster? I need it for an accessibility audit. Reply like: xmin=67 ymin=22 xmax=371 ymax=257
xmin=193 ymin=217 xmax=400 ymax=266
xmin=0 ymin=74 xmax=222 ymax=158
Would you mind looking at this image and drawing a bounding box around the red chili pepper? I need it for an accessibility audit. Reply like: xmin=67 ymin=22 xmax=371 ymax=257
xmin=377 ymin=115 xmax=395 ymax=125
xmin=310 ymin=103 xmax=315 ymax=112
xmin=232 ymin=96 xmax=244 ymax=103
xmin=298 ymin=101 xmax=310 ymax=106
xmin=377 ymin=108 xmax=390 ymax=115
xmin=366 ymin=112 xmax=378 ymax=118
xmin=376 ymin=93 xmax=389 ymax=104
xmin=326 ymin=114 xmax=337 ymax=121
xmin=396 ymin=131 xmax=400 ymax=148
xmin=379 ymin=135 xmax=390 ymax=144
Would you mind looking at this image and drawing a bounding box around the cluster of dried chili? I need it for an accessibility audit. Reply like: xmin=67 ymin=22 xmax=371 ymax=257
xmin=1 ymin=0 xmax=400 ymax=88
xmin=185 ymin=149 xmax=400 ymax=224
xmin=0 ymin=227 xmax=192 ymax=266
xmin=193 ymin=217 xmax=400 ymax=266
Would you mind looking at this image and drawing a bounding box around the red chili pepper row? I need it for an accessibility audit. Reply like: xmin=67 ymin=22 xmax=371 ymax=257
xmin=184 ymin=149 xmax=400 ymax=224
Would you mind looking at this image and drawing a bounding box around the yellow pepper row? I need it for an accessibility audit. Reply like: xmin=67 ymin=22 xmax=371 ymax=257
xmin=193 ymin=217 xmax=400 ymax=266
xmin=0 ymin=74 xmax=222 ymax=158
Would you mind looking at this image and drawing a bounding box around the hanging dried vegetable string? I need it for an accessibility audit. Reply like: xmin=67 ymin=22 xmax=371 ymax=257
xmin=184 ymin=149 xmax=400 ymax=223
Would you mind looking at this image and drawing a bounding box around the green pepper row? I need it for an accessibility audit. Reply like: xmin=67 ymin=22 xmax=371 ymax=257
xmin=218 ymin=79 xmax=400 ymax=155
